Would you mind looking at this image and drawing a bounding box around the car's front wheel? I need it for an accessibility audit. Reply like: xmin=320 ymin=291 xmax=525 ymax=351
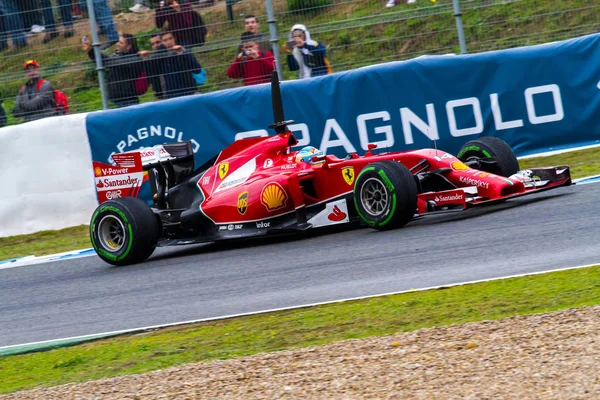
xmin=90 ymin=197 xmax=160 ymax=266
xmin=457 ymin=136 xmax=520 ymax=177
xmin=353 ymin=161 xmax=417 ymax=231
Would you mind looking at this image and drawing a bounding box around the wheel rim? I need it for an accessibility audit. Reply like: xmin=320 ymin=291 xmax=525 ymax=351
xmin=360 ymin=177 xmax=389 ymax=217
xmin=98 ymin=215 xmax=126 ymax=252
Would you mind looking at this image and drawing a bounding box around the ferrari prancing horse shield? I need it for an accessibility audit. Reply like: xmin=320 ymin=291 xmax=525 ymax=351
xmin=342 ymin=166 xmax=355 ymax=185
xmin=219 ymin=163 xmax=229 ymax=179
xmin=237 ymin=191 xmax=248 ymax=215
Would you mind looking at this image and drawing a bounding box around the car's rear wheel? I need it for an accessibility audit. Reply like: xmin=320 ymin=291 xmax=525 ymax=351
xmin=457 ymin=137 xmax=520 ymax=177
xmin=353 ymin=161 xmax=417 ymax=230
xmin=90 ymin=197 xmax=160 ymax=266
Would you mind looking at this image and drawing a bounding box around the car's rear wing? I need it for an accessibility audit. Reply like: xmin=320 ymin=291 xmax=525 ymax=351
xmin=92 ymin=142 xmax=196 ymax=205
xmin=92 ymin=152 xmax=144 ymax=203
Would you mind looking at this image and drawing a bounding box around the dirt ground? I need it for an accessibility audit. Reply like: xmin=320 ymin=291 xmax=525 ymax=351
xmin=3 ymin=305 xmax=599 ymax=399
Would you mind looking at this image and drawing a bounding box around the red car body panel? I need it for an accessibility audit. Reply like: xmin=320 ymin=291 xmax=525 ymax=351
xmin=92 ymin=132 xmax=571 ymax=242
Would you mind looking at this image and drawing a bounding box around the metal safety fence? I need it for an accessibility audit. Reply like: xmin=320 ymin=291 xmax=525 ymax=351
xmin=0 ymin=0 xmax=598 ymax=126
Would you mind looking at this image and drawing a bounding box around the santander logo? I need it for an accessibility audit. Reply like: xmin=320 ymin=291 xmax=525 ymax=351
xmin=434 ymin=193 xmax=464 ymax=202
xmin=328 ymin=205 xmax=347 ymax=221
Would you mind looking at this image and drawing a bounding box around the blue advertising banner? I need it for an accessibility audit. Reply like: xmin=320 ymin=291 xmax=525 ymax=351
xmin=86 ymin=33 xmax=600 ymax=171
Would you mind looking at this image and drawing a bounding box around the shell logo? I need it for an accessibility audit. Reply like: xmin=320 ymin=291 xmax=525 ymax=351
xmin=94 ymin=167 xmax=102 ymax=176
xmin=451 ymin=161 xmax=470 ymax=171
xmin=261 ymin=183 xmax=288 ymax=212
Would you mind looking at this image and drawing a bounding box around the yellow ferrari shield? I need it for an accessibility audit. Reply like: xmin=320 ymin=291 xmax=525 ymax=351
xmin=218 ymin=163 xmax=229 ymax=179
xmin=342 ymin=166 xmax=355 ymax=185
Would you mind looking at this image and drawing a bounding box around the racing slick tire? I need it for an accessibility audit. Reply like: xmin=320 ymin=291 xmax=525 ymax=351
xmin=353 ymin=161 xmax=417 ymax=231
xmin=90 ymin=197 xmax=160 ymax=266
xmin=457 ymin=137 xmax=520 ymax=177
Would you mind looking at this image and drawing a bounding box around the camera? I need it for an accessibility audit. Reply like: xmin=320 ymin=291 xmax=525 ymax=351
xmin=242 ymin=50 xmax=251 ymax=56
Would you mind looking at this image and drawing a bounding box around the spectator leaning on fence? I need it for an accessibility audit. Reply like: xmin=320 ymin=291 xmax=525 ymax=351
xmin=227 ymin=32 xmax=275 ymax=86
xmin=284 ymin=24 xmax=332 ymax=79
xmin=241 ymin=14 xmax=271 ymax=54
xmin=147 ymin=33 xmax=167 ymax=99
xmin=13 ymin=60 xmax=57 ymax=122
xmin=0 ymin=0 xmax=28 ymax=51
xmin=83 ymin=34 xmax=145 ymax=107
xmin=155 ymin=0 xmax=207 ymax=48
xmin=139 ymin=30 xmax=204 ymax=99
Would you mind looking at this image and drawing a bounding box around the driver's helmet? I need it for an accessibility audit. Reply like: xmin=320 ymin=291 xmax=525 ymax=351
xmin=295 ymin=146 xmax=325 ymax=164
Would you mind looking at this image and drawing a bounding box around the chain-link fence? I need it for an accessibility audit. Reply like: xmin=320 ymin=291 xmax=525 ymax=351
xmin=1 ymin=0 xmax=599 ymax=127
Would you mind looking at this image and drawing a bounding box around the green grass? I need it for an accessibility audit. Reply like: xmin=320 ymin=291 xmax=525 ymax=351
xmin=1 ymin=145 xmax=599 ymax=261
xmin=0 ymin=225 xmax=91 ymax=260
xmin=1 ymin=264 xmax=599 ymax=394
xmin=519 ymin=146 xmax=600 ymax=179
xmin=1 ymin=0 xmax=599 ymax=120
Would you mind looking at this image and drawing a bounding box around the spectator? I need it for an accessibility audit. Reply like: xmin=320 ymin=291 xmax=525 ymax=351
xmin=129 ymin=0 xmax=150 ymax=13
xmin=241 ymin=14 xmax=271 ymax=54
xmin=284 ymin=24 xmax=331 ymax=79
xmin=155 ymin=0 xmax=207 ymax=48
xmin=227 ymin=31 xmax=274 ymax=86
xmin=79 ymin=0 xmax=119 ymax=49
xmin=0 ymin=100 xmax=6 ymax=128
xmin=147 ymin=32 xmax=166 ymax=99
xmin=40 ymin=0 xmax=74 ymax=43
xmin=83 ymin=34 xmax=144 ymax=107
xmin=0 ymin=0 xmax=28 ymax=50
xmin=18 ymin=0 xmax=44 ymax=35
xmin=13 ymin=60 xmax=57 ymax=122
xmin=139 ymin=31 xmax=203 ymax=99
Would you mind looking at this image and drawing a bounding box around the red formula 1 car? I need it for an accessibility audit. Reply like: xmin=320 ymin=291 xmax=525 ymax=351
xmin=90 ymin=73 xmax=572 ymax=266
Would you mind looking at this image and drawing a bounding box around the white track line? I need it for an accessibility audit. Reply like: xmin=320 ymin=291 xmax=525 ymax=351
xmin=1 ymin=261 xmax=598 ymax=352
xmin=0 ymin=249 xmax=95 ymax=270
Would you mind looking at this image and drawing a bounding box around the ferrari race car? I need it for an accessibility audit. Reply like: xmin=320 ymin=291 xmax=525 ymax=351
xmin=90 ymin=73 xmax=572 ymax=266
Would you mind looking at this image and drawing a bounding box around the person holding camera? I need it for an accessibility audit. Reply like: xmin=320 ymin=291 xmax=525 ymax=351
xmin=284 ymin=24 xmax=332 ymax=80
xmin=227 ymin=31 xmax=274 ymax=86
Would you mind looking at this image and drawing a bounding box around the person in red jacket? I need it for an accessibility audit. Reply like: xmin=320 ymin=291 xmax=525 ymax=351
xmin=227 ymin=32 xmax=275 ymax=86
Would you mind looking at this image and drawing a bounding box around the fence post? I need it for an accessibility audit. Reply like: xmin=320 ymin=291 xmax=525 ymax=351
xmin=265 ymin=0 xmax=284 ymax=80
xmin=453 ymin=0 xmax=468 ymax=54
xmin=86 ymin=0 xmax=109 ymax=110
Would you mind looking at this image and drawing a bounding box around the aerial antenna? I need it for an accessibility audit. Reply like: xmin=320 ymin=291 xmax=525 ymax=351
xmin=428 ymin=127 xmax=437 ymax=151
xmin=268 ymin=71 xmax=294 ymax=135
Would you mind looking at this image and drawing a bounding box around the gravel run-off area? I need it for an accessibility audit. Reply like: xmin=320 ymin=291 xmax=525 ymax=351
xmin=3 ymin=306 xmax=599 ymax=399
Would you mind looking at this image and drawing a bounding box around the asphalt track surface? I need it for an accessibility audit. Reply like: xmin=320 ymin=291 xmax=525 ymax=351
xmin=2 ymin=182 xmax=600 ymax=347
